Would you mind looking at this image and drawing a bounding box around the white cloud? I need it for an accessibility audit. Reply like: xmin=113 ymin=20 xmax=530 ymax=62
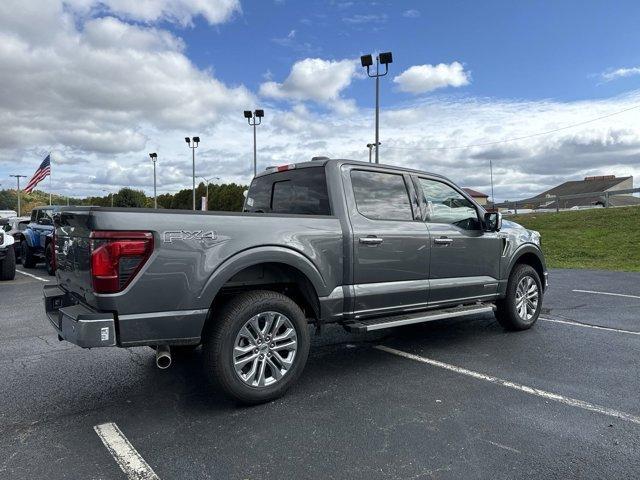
xmin=601 ymin=66 xmax=640 ymax=82
xmin=259 ymin=58 xmax=357 ymax=109
xmin=403 ymin=9 xmax=420 ymax=18
xmin=342 ymin=14 xmax=387 ymax=24
xmin=65 ymin=0 xmax=241 ymax=26
xmin=394 ymin=62 xmax=470 ymax=94
xmin=0 ymin=0 xmax=253 ymax=157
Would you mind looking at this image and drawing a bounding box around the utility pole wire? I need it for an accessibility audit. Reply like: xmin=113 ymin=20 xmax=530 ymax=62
xmin=382 ymin=103 xmax=640 ymax=152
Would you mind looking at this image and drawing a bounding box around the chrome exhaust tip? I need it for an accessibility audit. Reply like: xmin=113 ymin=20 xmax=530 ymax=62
xmin=155 ymin=345 xmax=172 ymax=369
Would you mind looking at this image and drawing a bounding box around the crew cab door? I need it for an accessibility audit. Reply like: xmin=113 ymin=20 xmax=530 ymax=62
xmin=413 ymin=176 xmax=502 ymax=305
xmin=342 ymin=166 xmax=430 ymax=318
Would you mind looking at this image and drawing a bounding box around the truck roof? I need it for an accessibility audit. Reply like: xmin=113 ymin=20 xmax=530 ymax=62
xmin=255 ymin=158 xmax=448 ymax=181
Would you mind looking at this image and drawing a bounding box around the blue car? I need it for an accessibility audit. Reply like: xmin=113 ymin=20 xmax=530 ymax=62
xmin=21 ymin=206 xmax=60 ymax=275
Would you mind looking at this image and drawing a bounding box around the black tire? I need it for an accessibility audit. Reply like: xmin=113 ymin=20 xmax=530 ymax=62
xmin=14 ymin=244 xmax=21 ymax=264
xmin=203 ymin=290 xmax=310 ymax=405
xmin=45 ymin=244 xmax=55 ymax=276
xmin=495 ymin=264 xmax=543 ymax=331
xmin=0 ymin=247 xmax=16 ymax=281
xmin=21 ymin=240 xmax=36 ymax=268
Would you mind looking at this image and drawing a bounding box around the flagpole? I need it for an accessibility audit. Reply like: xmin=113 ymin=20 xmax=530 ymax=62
xmin=49 ymin=151 xmax=52 ymax=205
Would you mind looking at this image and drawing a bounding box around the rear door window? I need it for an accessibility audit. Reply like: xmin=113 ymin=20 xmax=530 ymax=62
xmin=245 ymin=167 xmax=331 ymax=215
xmin=350 ymin=170 xmax=413 ymax=221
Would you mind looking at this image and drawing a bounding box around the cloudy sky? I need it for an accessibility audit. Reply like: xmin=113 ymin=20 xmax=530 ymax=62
xmin=1 ymin=0 xmax=639 ymax=202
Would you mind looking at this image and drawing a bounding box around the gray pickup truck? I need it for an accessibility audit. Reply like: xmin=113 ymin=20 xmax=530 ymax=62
xmin=44 ymin=158 xmax=547 ymax=404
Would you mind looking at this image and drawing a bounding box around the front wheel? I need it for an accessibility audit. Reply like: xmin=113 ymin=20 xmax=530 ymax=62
xmin=21 ymin=240 xmax=36 ymax=268
xmin=495 ymin=264 xmax=542 ymax=331
xmin=0 ymin=247 xmax=16 ymax=281
xmin=203 ymin=290 xmax=310 ymax=405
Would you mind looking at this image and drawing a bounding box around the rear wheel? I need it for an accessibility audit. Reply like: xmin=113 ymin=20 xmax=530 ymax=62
xmin=21 ymin=240 xmax=36 ymax=268
xmin=0 ymin=247 xmax=16 ymax=281
xmin=203 ymin=290 xmax=310 ymax=404
xmin=495 ymin=264 xmax=542 ymax=331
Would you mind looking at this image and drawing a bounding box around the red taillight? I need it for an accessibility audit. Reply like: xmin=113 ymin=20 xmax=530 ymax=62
xmin=276 ymin=164 xmax=296 ymax=172
xmin=90 ymin=231 xmax=153 ymax=294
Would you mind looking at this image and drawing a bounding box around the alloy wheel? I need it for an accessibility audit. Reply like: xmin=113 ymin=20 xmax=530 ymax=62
xmin=233 ymin=311 xmax=298 ymax=387
xmin=515 ymin=275 xmax=539 ymax=321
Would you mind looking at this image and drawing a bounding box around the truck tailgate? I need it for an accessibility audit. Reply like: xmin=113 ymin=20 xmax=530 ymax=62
xmin=55 ymin=209 xmax=95 ymax=304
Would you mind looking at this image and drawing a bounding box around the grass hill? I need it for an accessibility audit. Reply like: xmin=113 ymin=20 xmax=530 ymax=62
xmin=510 ymin=206 xmax=640 ymax=271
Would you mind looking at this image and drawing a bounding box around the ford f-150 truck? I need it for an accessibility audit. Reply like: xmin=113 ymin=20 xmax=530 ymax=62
xmin=44 ymin=158 xmax=547 ymax=404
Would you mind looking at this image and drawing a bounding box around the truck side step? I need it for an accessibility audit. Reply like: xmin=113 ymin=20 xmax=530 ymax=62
xmin=343 ymin=303 xmax=495 ymax=333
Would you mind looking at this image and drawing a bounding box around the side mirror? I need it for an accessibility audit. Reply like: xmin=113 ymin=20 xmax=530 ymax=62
xmin=484 ymin=211 xmax=502 ymax=232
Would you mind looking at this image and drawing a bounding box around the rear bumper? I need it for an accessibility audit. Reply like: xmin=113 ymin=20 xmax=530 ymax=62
xmin=43 ymin=285 xmax=116 ymax=348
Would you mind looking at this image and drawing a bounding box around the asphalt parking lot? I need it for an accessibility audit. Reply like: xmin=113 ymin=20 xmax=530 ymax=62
xmin=1 ymin=266 xmax=639 ymax=479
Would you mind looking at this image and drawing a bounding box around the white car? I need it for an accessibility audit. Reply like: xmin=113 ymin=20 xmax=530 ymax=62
xmin=0 ymin=228 xmax=16 ymax=280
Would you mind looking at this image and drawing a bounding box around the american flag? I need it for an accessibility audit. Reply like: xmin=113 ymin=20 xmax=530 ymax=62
xmin=24 ymin=154 xmax=51 ymax=193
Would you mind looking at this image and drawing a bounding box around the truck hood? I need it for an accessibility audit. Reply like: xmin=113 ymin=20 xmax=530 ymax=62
xmin=500 ymin=219 xmax=541 ymax=247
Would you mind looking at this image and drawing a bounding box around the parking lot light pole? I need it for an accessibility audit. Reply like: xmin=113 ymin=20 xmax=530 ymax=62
xmin=244 ymin=110 xmax=264 ymax=177
xmin=149 ymin=153 xmax=158 ymax=209
xmin=366 ymin=142 xmax=381 ymax=163
xmin=489 ymin=159 xmax=495 ymax=209
xmin=9 ymin=175 xmax=27 ymax=216
xmin=101 ymin=189 xmax=114 ymax=207
xmin=199 ymin=176 xmax=220 ymax=210
xmin=361 ymin=52 xmax=393 ymax=164
xmin=185 ymin=137 xmax=200 ymax=210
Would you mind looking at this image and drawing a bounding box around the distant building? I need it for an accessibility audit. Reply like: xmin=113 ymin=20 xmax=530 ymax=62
xmin=498 ymin=175 xmax=639 ymax=210
xmin=462 ymin=188 xmax=489 ymax=206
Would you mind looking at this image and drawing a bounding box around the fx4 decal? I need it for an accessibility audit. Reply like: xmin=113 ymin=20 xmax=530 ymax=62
xmin=163 ymin=230 xmax=217 ymax=244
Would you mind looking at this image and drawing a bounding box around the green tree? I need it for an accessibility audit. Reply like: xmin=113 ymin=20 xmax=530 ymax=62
xmin=113 ymin=187 xmax=148 ymax=208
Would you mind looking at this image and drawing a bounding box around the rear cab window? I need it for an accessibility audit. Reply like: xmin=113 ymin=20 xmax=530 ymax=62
xmin=245 ymin=167 xmax=331 ymax=215
xmin=350 ymin=170 xmax=414 ymax=221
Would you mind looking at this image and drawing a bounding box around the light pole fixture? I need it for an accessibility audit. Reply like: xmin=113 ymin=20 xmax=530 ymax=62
xmin=9 ymin=175 xmax=27 ymax=216
xmin=185 ymin=136 xmax=200 ymax=210
xmin=366 ymin=142 xmax=381 ymax=163
xmin=149 ymin=153 xmax=158 ymax=209
xmin=361 ymin=51 xmax=393 ymax=164
xmin=101 ymin=188 xmax=114 ymax=207
xmin=199 ymin=176 xmax=220 ymax=211
xmin=244 ymin=109 xmax=264 ymax=177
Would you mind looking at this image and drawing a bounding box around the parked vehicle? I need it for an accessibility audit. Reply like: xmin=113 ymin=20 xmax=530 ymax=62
xmin=0 ymin=228 xmax=16 ymax=280
xmin=2 ymin=216 xmax=30 ymax=263
xmin=0 ymin=210 xmax=18 ymax=220
xmin=44 ymin=158 xmax=547 ymax=404
xmin=22 ymin=206 xmax=58 ymax=275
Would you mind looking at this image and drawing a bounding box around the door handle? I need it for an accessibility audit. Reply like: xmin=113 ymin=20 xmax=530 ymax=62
xmin=434 ymin=237 xmax=453 ymax=245
xmin=359 ymin=236 xmax=383 ymax=245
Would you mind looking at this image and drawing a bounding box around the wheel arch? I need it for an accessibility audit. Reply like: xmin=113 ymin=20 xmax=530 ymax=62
xmin=506 ymin=245 xmax=546 ymax=292
xmin=199 ymin=247 xmax=327 ymax=334
xmin=22 ymin=228 xmax=37 ymax=247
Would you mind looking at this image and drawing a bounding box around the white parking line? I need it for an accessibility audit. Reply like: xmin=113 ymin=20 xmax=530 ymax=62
xmin=572 ymin=289 xmax=640 ymax=300
xmin=15 ymin=269 xmax=49 ymax=282
xmin=540 ymin=316 xmax=640 ymax=336
xmin=375 ymin=345 xmax=640 ymax=426
xmin=94 ymin=422 xmax=160 ymax=480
